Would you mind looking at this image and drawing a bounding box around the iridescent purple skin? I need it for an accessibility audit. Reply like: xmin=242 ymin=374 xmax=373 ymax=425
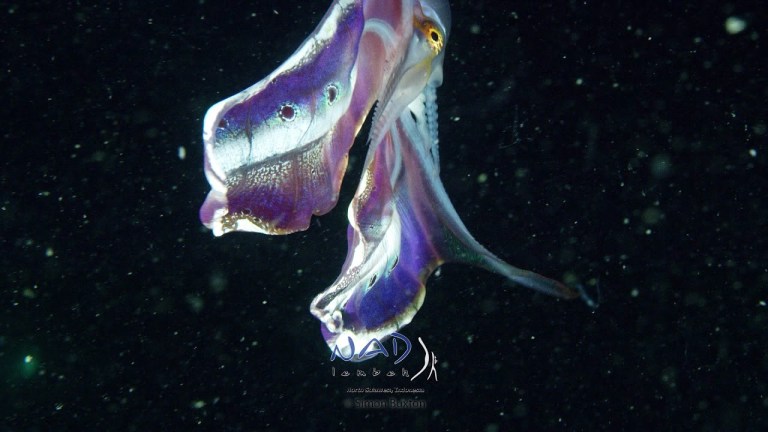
xmin=201 ymin=0 xmax=580 ymax=359
xmin=200 ymin=1 xmax=367 ymax=235
xmin=311 ymin=92 xmax=578 ymax=359
xmin=338 ymin=141 xmax=436 ymax=332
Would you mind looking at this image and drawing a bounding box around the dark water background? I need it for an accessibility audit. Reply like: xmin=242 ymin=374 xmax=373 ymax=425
xmin=2 ymin=1 xmax=766 ymax=430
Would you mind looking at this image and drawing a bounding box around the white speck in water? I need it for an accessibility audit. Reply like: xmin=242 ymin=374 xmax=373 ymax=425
xmin=748 ymin=148 xmax=757 ymax=157
xmin=178 ymin=146 xmax=187 ymax=160
xmin=725 ymin=16 xmax=747 ymax=35
xmin=650 ymin=153 xmax=673 ymax=178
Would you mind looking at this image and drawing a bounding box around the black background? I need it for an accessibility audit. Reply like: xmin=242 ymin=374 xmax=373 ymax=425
xmin=2 ymin=1 xmax=766 ymax=430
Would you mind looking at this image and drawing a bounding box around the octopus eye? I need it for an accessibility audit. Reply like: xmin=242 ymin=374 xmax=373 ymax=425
xmin=218 ymin=118 xmax=228 ymax=128
xmin=278 ymin=104 xmax=296 ymax=122
xmin=418 ymin=20 xmax=444 ymax=54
